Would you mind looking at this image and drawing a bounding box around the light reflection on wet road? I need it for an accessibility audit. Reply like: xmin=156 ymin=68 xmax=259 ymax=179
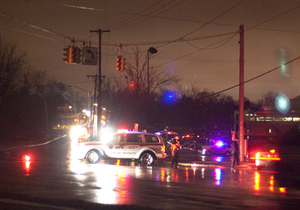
xmin=1 ymin=136 xmax=299 ymax=209
xmin=68 ymin=157 xmax=291 ymax=209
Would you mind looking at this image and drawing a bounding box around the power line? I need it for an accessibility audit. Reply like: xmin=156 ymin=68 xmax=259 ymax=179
xmin=155 ymin=31 xmax=239 ymax=67
xmin=107 ymin=0 xmax=166 ymax=30
xmin=110 ymin=0 xmax=186 ymax=31
xmin=198 ymin=57 xmax=300 ymax=100
xmin=246 ymin=3 xmax=300 ymax=31
xmin=179 ymin=0 xmax=244 ymax=40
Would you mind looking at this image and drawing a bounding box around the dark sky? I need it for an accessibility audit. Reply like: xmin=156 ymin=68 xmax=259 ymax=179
xmin=1 ymin=0 xmax=300 ymax=102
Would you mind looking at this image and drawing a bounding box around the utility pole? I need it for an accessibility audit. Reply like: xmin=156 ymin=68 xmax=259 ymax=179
xmin=239 ymin=25 xmax=245 ymax=162
xmin=87 ymin=74 xmax=98 ymax=129
xmin=90 ymin=29 xmax=110 ymax=140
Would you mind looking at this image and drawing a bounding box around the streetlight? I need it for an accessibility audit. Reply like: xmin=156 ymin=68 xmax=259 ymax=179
xmin=68 ymin=85 xmax=94 ymax=127
xmin=147 ymin=47 xmax=158 ymax=94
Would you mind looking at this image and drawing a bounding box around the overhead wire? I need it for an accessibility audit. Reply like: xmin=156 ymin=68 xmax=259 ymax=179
xmin=197 ymin=57 xmax=300 ymax=100
xmin=110 ymin=0 xmax=187 ymax=31
xmin=179 ymin=0 xmax=244 ymax=40
xmin=246 ymin=3 xmax=300 ymax=31
xmin=155 ymin=31 xmax=239 ymax=67
xmin=107 ymin=0 xmax=165 ymax=30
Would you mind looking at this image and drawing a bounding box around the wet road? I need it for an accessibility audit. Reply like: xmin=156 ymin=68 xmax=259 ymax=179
xmin=1 ymin=136 xmax=300 ymax=209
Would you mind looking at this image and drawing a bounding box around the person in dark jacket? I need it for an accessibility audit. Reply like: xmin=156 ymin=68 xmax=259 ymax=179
xmin=231 ymin=140 xmax=239 ymax=170
xmin=170 ymin=136 xmax=181 ymax=168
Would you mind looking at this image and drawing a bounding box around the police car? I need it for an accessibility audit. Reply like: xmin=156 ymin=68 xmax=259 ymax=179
xmin=201 ymin=141 xmax=232 ymax=156
xmin=75 ymin=130 xmax=167 ymax=166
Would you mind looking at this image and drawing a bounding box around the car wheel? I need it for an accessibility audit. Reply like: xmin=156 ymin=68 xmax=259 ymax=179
xmin=225 ymin=151 xmax=231 ymax=156
xmin=140 ymin=152 xmax=154 ymax=166
xmin=205 ymin=151 xmax=211 ymax=156
xmin=86 ymin=150 xmax=101 ymax=163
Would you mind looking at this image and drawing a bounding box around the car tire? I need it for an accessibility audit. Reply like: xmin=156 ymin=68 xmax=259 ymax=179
xmin=140 ymin=152 xmax=155 ymax=166
xmin=205 ymin=151 xmax=211 ymax=156
xmin=86 ymin=150 xmax=102 ymax=163
xmin=225 ymin=151 xmax=231 ymax=156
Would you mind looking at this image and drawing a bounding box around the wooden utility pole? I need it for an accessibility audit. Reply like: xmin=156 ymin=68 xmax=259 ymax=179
xmin=239 ymin=25 xmax=245 ymax=162
xmin=87 ymin=74 xmax=98 ymax=129
xmin=90 ymin=29 xmax=110 ymax=140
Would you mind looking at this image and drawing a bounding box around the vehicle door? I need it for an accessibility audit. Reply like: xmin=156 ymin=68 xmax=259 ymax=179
xmin=123 ymin=133 xmax=143 ymax=158
xmin=105 ymin=133 xmax=127 ymax=158
xmin=144 ymin=134 xmax=161 ymax=154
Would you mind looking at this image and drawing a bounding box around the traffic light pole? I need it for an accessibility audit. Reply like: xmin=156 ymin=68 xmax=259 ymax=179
xmin=90 ymin=29 xmax=110 ymax=140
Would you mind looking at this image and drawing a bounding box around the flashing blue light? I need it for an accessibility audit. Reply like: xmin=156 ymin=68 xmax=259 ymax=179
xmin=161 ymin=90 xmax=177 ymax=105
xmin=215 ymin=141 xmax=224 ymax=147
xmin=214 ymin=156 xmax=224 ymax=162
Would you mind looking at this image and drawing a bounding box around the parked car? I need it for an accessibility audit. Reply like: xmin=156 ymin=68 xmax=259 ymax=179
xmin=248 ymin=144 xmax=280 ymax=170
xmin=75 ymin=130 xmax=167 ymax=166
xmin=201 ymin=141 xmax=231 ymax=156
xmin=186 ymin=138 xmax=210 ymax=150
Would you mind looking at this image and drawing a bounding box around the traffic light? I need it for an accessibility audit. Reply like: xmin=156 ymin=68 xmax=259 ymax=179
xmin=120 ymin=57 xmax=125 ymax=72
xmin=76 ymin=48 xmax=81 ymax=64
xmin=63 ymin=47 xmax=72 ymax=64
xmin=116 ymin=56 xmax=122 ymax=71
xmin=69 ymin=47 xmax=82 ymax=64
xmin=71 ymin=47 xmax=77 ymax=64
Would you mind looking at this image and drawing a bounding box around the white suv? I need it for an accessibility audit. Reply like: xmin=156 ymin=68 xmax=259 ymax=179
xmin=75 ymin=131 xmax=167 ymax=166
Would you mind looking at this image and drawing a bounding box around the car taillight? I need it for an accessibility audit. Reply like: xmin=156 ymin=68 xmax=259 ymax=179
xmin=270 ymin=149 xmax=275 ymax=153
xmin=250 ymin=151 xmax=280 ymax=161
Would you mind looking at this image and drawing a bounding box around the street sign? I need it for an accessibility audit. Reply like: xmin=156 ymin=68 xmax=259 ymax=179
xmin=82 ymin=47 xmax=97 ymax=65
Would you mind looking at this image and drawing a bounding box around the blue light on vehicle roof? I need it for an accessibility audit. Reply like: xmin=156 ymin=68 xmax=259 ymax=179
xmin=215 ymin=141 xmax=224 ymax=147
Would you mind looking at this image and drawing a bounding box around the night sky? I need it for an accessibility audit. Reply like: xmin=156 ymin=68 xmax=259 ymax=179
xmin=1 ymin=0 xmax=300 ymax=102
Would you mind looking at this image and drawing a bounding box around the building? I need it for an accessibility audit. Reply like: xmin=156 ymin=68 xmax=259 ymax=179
xmin=234 ymin=96 xmax=300 ymax=152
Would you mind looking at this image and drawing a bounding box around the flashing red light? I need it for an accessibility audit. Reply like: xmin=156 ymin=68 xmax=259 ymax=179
xmin=23 ymin=155 xmax=31 ymax=161
xmin=117 ymin=129 xmax=129 ymax=133
xmin=250 ymin=152 xmax=281 ymax=161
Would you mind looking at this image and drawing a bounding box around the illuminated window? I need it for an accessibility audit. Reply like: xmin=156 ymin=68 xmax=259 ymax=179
xmin=248 ymin=117 xmax=255 ymax=121
xmin=256 ymin=117 xmax=264 ymax=121
xmin=273 ymin=117 xmax=283 ymax=121
xmin=293 ymin=117 xmax=300 ymax=121
xmin=265 ymin=117 xmax=272 ymax=121
xmin=269 ymin=129 xmax=271 ymax=133
xmin=283 ymin=117 xmax=292 ymax=121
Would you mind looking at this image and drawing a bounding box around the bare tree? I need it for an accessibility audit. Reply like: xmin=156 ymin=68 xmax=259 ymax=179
xmin=102 ymin=47 xmax=180 ymax=129
xmin=258 ymin=91 xmax=277 ymax=107
xmin=0 ymin=41 xmax=27 ymax=105
xmin=124 ymin=47 xmax=180 ymax=96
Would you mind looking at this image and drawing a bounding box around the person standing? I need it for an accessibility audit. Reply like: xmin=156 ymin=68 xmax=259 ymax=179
xmin=170 ymin=136 xmax=181 ymax=168
xmin=231 ymin=140 xmax=239 ymax=170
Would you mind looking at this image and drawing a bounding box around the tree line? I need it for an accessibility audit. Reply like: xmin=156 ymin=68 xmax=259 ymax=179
xmin=0 ymin=41 xmax=271 ymax=142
